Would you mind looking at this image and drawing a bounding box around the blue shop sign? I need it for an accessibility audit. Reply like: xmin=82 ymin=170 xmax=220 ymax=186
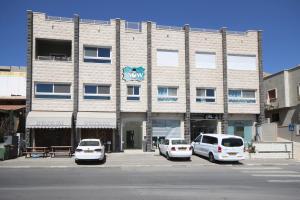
xmin=122 ymin=66 xmax=145 ymax=81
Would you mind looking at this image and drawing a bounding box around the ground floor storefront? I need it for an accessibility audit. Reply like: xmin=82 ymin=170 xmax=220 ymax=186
xmin=26 ymin=111 xmax=258 ymax=151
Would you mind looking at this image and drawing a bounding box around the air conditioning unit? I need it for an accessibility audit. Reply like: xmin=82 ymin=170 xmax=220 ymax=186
xmin=296 ymin=124 xmax=300 ymax=136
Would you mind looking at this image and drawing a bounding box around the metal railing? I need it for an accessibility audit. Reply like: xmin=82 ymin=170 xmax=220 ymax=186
xmin=156 ymin=25 xmax=183 ymax=31
xmin=125 ymin=21 xmax=141 ymax=31
xmin=190 ymin=28 xmax=219 ymax=33
xmin=227 ymin=31 xmax=247 ymax=35
xmin=80 ymin=18 xmax=111 ymax=25
xmin=37 ymin=56 xmax=72 ymax=61
xmin=46 ymin=15 xmax=73 ymax=22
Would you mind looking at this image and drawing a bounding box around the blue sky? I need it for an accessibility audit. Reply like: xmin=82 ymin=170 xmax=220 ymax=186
xmin=0 ymin=0 xmax=299 ymax=73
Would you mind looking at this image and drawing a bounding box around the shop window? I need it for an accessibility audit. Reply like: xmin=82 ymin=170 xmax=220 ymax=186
xmin=84 ymin=47 xmax=111 ymax=63
xmin=268 ymin=89 xmax=277 ymax=102
xmin=196 ymin=88 xmax=216 ymax=103
xmin=158 ymin=87 xmax=178 ymax=102
xmin=84 ymin=84 xmax=111 ymax=100
xmin=157 ymin=50 xmax=178 ymax=67
xmin=195 ymin=52 xmax=216 ymax=69
xmin=127 ymin=85 xmax=140 ymax=100
xmin=228 ymin=89 xmax=256 ymax=103
xmin=227 ymin=54 xmax=256 ymax=70
xmin=35 ymin=83 xmax=71 ymax=99
xmin=271 ymin=113 xmax=280 ymax=122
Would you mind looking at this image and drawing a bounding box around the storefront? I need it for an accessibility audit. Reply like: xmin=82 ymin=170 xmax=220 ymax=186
xmin=26 ymin=111 xmax=73 ymax=147
xmin=76 ymin=112 xmax=116 ymax=152
xmin=190 ymin=114 xmax=222 ymax=140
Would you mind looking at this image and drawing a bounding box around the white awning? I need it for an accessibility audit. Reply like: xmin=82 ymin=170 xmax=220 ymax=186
xmin=76 ymin=112 xmax=116 ymax=129
xmin=26 ymin=111 xmax=73 ymax=129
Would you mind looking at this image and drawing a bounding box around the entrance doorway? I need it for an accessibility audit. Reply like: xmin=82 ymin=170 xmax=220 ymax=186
xmin=122 ymin=121 xmax=142 ymax=149
xmin=191 ymin=119 xmax=217 ymax=140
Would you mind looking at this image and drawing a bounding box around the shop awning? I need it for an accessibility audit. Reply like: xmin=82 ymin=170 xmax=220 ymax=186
xmin=26 ymin=111 xmax=73 ymax=129
xmin=0 ymin=105 xmax=25 ymax=111
xmin=76 ymin=112 xmax=116 ymax=129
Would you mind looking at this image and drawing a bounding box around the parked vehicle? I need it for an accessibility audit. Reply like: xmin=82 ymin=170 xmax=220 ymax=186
xmin=75 ymin=139 xmax=105 ymax=164
xmin=159 ymin=138 xmax=192 ymax=160
xmin=191 ymin=134 xmax=245 ymax=162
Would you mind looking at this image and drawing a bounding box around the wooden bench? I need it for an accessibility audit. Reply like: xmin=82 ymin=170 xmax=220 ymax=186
xmin=49 ymin=146 xmax=72 ymax=158
xmin=25 ymin=147 xmax=48 ymax=158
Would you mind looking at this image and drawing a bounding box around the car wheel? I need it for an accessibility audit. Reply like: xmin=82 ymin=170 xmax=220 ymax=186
xmin=166 ymin=152 xmax=171 ymax=160
xmin=208 ymin=153 xmax=215 ymax=163
xmin=75 ymin=160 xmax=80 ymax=165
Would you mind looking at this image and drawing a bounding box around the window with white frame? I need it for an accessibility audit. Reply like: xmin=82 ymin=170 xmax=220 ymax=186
xmin=195 ymin=52 xmax=216 ymax=69
xmin=158 ymin=87 xmax=178 ymax=102
xmin=227 ymin=54 xmax=256 ymax=70
xmin=127 ymin=85 xmax=140 ymax=100
xmin=84 ymin=84 xmax=111 ymax=100
xmin=35 ymin=83 xmax=71 ymax=99
xmin=228 ymin=89 xmax=256 ymax=103
xmin=157 ymin=50 xmax=178 ymax=67
xmin=84 ymin=47 xmax=111 ymax=63
xmin=196 ymin=88 xmax=216 ymax=102
xmin=267 ymin=89 xmax=277 ymax=102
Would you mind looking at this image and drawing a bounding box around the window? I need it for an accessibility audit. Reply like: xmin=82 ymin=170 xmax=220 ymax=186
xmin=127 ymin=85 xmax=140 ymax=100
xmin=221 ymin=138 xmax=243 ymax=147
xmin=227 ymin=54 xmax=256 ymax=70
xmin=196 ymin=88 xmax=216 ymax=103
xmin=202 ymin=136 xmax=218 ymax=145
xmin=195 ymin=52 xmax=216 ymax=69
xmin=228 ymin=89 xmax=256 ymax=103
xmin=194 ymin=135 xmax=202 ymax=143
xmin=164 ymin=139 xmax=169 ymax=145
xmin=172 ymin=140 xmax=188 ymax=145
xmin=84 ymin=84 xmax=110 ymax=100
xmin=158 ymin=87 xmax=178 ymax=102
xmin=84 ymin=47 xmax=111 ymax=63
xmin=268 ymin=89 xmax=277 ymax=102
xmin=157 ymin=50 xmax=178 ymax=67
xmin=35 ymin=83 xmax=71 ymax=99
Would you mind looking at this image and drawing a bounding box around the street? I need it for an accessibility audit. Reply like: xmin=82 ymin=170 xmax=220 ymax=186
xmin=1 ymin=158 xmax=300 ymax=200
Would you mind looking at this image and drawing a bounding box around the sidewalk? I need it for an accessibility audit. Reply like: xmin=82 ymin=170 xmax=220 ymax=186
xmin=0 ymin=150 xmax=299 ymax=168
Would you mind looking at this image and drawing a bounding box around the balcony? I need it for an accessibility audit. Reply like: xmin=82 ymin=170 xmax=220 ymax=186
xmin=35 ymin=39 xmax=72 ymax=62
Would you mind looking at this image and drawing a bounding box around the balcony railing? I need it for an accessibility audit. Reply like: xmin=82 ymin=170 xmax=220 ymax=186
xmin=190 ymin=28 xmax=219 ymax=33
xmin=227 ymin=31 xmax=247 ymax=35
xmin=37 ymin=56 xmax=72 ymax=61
xmin=156 ymin=25 xmax=183 ymax=31
xmin=80 ymin=18 xmax=111 ymax=25
xmin=125 ymin=21 xmax=141 ymax=32
xmin=46 ymin=15 xmax=73 ymax=22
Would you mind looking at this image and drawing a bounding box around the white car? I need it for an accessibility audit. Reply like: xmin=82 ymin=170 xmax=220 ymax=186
xmin=159 ymin=138 xmax=192 ymax=160
xmin=191 ymin=134 xmax=245 ymax=162
xmin=75 ymin=139 xmax=105 ymax=164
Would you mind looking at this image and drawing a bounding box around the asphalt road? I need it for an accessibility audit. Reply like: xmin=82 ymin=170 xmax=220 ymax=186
xmin=1 ymin=164 xmax=300 ymax=200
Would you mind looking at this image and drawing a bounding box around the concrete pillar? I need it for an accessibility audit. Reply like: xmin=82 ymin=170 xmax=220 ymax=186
xmin=115 ymin=18 xmax=121 ymax=152
xmin=146 ymin=21 xmax=153 ymax=151
xmin=25 ymin=10 xmax=33 ymax=147
xmin=184 ymin=24 xmax=191 ymax=143
xmin=217 ymin=120 xmax=222 ymax=134
xmin=257 ymin=31 xmax=265 ymax=125
xmin=220 ymin=28 xmax=228 ymax=134
xmin=32 ymin=129 xmax=35 ymax=147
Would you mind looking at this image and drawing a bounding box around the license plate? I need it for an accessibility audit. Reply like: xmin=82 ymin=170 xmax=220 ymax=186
xmin=228 ymin=152 xmax=237 ymax=155
xmin=178 ymin=147 xmax=187 ymax=151
xmin=84 ymin=150 xmax=93 ymax=153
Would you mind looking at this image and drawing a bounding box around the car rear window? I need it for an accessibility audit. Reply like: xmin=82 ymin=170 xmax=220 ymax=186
xmin=80 ymin=141 xmax=99 ymax=146
xmin=222 ymin=138 xmax=243 ymax=147
xmin=172 ymin=140 xmax=188 ymax=145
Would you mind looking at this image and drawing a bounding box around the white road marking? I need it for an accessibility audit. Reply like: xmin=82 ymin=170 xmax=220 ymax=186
xmin=268 ymin=180 xmax=300 ymax=183
xmin=233 ymin=167 xmax=282 ymax=170
xmin=252 ymin=174 xmax=300 ymax=177
xmin=242 ymin=170 xmax=298 ymax=174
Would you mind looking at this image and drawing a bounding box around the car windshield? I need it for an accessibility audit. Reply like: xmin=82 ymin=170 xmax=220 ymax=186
xmin=79 ymin=141 xmax=99 ymax=146
xmin=222 ymin=138 xmax=243 ymax=147
xmin=172 ymin=140 xmax=188 ymax=145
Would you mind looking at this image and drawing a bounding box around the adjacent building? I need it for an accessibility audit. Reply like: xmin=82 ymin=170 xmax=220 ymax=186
xmin=0 ymin=66 xmax=26 ymax=141
xmin=264 ymin=65 xmax=300 ymax=138
xmin=25 ymin=11 xmax=264 ymax=151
